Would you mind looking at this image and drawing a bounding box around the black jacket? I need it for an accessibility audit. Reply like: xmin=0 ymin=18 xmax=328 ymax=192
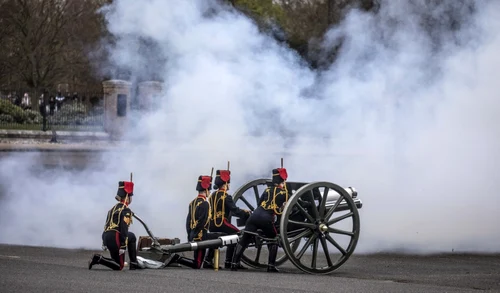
xmin=186 ymin=194 xmax=210 ymax=241
xmin=257 ymin=186 xmax=289 ymax=216
xmin=103 ymin=202 xmax=133 ymax=248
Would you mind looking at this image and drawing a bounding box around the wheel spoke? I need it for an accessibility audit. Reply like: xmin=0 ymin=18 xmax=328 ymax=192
xmin=324 ymin=195 xmax=344 ymax=220
xmin=288 ymin=228 xmax=312 ymax=244
xmin=325 ymin=233 xmax=347 ymax=255
xmin=296 ymin=234 xmax=317 ymax=260
xmin=253 ymin=186 xmax=260 ymax=205
xmin=289 ymin=220 xmax=316 ymax=230
xmin=240 ymin=196 xmax=255 ymax=211
xmin=327 ymin=227 xmax=354 ymax=236
xmin=327 ymin=212 xmax=354 ymax=225
xmin=319 ymin=235 xmax=333 ymax=267
xmin=311 ymin=236 xmax=319 ymax=269
xmin=318 ymin=187 xmax=329 ymax=218
xmin=295 ymin=202 xmax=315 ymax=223
xmin=306 ymin=191 xmax=320 ymax=220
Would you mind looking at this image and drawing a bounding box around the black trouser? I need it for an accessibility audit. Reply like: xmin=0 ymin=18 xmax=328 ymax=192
xmin=240 ymin=209 xmax=278 ymax=245
xmin=209 ymin=219 xmax=240 ymax=264
xmin=95 ymin=231 xmax=137 ymax=270
xmin=175 ymin=230 xmax=219 ymax=269
xmin=233 ymin=208 xmax=279 ymax=267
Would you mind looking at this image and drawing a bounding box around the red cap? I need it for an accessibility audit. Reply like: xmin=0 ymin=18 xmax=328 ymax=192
xmin=124 ymin=181 xmax=134 ymax=194
xmin=277 ymin=168 xmax=288 ymax=180
xmin=219 ymin=170 xmax=230 ymax=182
xmin=200 ymin=176 xmax=212 ymax=189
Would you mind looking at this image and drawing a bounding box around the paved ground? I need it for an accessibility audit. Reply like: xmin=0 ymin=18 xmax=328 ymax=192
xmin=0 ymin=244 xmax=498 ymax=293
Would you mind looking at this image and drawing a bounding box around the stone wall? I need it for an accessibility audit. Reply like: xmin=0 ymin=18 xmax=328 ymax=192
xmin=102 ymin=79 xmax=163 ymax=140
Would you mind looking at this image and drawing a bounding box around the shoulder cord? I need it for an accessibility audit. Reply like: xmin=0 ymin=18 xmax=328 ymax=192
xmin=105 ymin=203 xmax=123 ymax=231
xmin=272 ymin=184 xmax=288 ymax=215
xmin=213 ymin=189 xmax=227 ymax=228
xmin=121 ymin=194 xmax=133 ymax=225
xmin=191 ymin=191 xmax=209 ymax=230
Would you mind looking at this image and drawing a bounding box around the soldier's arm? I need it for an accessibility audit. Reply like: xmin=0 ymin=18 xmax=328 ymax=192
xmin=257 ymin=189 xmax=268 ymax=206
xmin=195 ymin=201 xmax=209 ymax=231
xmin=275 ymin=190 xmax=289 ymax=213
xmin=226 ymin=195 xmax=249 ymax=217
xmin=119 ymin=208 xmax=132 ymax=249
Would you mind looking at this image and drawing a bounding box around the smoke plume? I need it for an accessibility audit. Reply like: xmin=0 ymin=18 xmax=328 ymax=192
xmin=0 ymin=0 xmax=499 ymax=254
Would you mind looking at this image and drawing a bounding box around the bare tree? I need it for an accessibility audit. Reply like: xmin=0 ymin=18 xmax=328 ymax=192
xmin=0 ymin=0 xmax=107 ymax=91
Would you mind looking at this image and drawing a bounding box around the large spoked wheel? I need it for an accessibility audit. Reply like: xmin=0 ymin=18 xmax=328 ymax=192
xmin=232 ymin=179 xmax=301 ymax=269
xmin=280 ymin=181 xmax=361 ymax=275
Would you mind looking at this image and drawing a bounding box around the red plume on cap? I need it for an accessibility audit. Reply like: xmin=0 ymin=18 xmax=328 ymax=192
xmin=200 ymin=176 xmax=212 ymax=189
xmin=124 ymin=181 xmax=134 ymax=194
xmin=219 ymin=170 xmax=230 ymax=182
xmin=277 ymin=168 xmax=288 ymax=180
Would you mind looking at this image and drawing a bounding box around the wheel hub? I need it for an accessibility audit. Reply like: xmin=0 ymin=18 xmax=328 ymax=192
xmin=319 ymin=223 xmax=328 ymax=233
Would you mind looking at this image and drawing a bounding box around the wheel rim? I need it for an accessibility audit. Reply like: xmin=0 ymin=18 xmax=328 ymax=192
xmin=231 ymin=179 xmax=301 ymax=269
xmin=280 ymin=181 xmax=361 ymax=275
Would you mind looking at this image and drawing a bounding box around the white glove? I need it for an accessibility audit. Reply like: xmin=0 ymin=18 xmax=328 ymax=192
xmin=119 ymin=249 xmax=126 ymax=255
xmin=102 ymin=245 xmax=108 ymax=251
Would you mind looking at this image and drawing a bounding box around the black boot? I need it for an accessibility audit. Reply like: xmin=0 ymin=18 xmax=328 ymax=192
xmin=176 ymin=256 xmax=201 ymax=269
xmin=127 ymin=233 xmax=139 ymax=269
xmin=267 ymin=244 xmax=279 ymax=273
xmin=129 ymin=262 xmax=144 ymax=270
xmin=203 ymin=249 xmax=216 ymax=269
xmin=88 ymin=254 xmax=101 ymax=270
xmin=92 ymin=254 xmax=122 ymax=270
xmin=231 ymin=244 xmax=246 ymax=271
xmin=227 ymin=244 xmax=247 ymax=270
xmin=225 ymin=244 xmax=235 ymax=269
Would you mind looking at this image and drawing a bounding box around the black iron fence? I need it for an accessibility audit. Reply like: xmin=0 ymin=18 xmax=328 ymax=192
xmin=0 ymin=89 xmax=104 ymax=132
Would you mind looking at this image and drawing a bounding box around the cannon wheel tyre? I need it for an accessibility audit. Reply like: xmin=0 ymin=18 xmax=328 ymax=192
xmin=232 ymin=178 xmax=301 ymax=269
xmin=280 ymin=181 xmax=360 ymax=275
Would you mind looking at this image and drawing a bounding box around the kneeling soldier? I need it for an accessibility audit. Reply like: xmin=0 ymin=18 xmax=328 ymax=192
xmin=88 ymin=180 xmax=141 ymax=270
xmin=231 ymin=167 xmax=289 ymax=272
xmin=208 ymin=168 xmax=250 ymax=269
xmin=168 ymin=174 xmax=219 ymax=269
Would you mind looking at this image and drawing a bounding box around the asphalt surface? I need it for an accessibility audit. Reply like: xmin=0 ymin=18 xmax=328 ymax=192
xmin=0 ymin=244 xmax=499 ymax=293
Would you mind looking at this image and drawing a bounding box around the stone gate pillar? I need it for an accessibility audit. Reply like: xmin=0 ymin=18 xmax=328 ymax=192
xmin=137 ymin=81 xmax=164 ymax=112
xmin=102 ymin=79 xmax=132 ymax=139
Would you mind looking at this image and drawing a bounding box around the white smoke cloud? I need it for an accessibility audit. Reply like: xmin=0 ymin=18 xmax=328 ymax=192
xmin=0 ymin=0 xmax=499 ymax=255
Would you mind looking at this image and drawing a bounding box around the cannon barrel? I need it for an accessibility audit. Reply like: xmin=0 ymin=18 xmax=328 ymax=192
xmin=326 ymin=197 xmax=363 ymax=211
xmin=324 ymin=186 xmax=357 ymax=202
xmin=142 ymin=234 xmax=241 ymax=254
xmin=160 ymin=235 xmax=240 ymax=253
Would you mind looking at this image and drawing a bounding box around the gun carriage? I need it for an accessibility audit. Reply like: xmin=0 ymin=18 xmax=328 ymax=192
xmin=135 ymin=179 xmax=363 ymax=275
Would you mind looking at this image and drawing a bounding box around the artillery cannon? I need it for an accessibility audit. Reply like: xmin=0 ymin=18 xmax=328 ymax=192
xmin=134 ymin=179 xmax=363 ymax=275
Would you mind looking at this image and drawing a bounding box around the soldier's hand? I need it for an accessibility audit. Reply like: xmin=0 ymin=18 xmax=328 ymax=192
xmin=102 ymin=245 xmax=108 ymax=251
xmin=119 ymin=249 xmax=126 ymax=255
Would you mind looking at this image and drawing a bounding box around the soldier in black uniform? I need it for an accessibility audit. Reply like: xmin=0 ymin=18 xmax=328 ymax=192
xmin=88 ymin=181 xmax=141 ymax=270
xmin=231 ymin=167 xmax=289 ymax=272
xmin=168 ymin=174 xmax=219 ymax=269
xmin=207 ymin=169 xmax=250 ymax=269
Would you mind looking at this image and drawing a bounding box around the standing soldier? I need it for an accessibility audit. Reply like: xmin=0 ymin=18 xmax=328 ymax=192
xmin=168 ymin=173 xmax=219 ymax=269
xmin=88 ymin=180 xmax=142 ymax=270
xmin=207 ymin=165 xmax=250 ymax=269
xmin=230 ymin=164 xmax=289 ymax=272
